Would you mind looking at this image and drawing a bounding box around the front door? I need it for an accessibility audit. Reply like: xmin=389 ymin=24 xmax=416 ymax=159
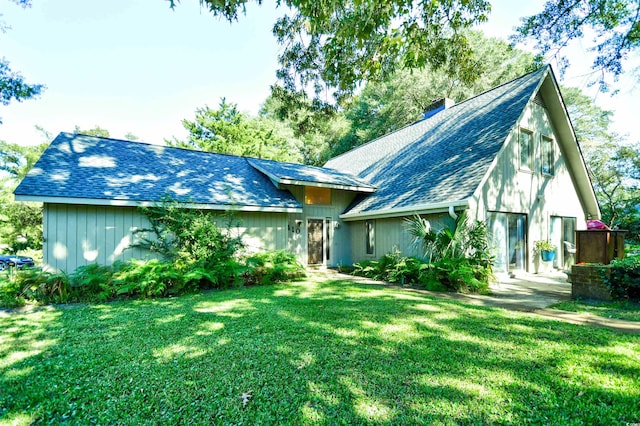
xmin=307 ymin=219 xmax=324 ymax=265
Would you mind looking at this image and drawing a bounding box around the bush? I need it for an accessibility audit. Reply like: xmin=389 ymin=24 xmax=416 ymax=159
xmin=352 ymin=248 xmax=491 ymax=294
xmin=0 ymin=267 xmax=71 ymax=307
xmin=0 ymin=249 xmax=306 ymax=308
xmin=604 ymin=256 xmax=640 ymax=301
xmin=243 ymin=250 xmax=306 ymax=285
xmin=135 ymin=198 xmax=243 ymax=271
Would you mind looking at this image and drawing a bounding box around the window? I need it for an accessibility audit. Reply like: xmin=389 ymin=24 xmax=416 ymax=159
xmin=365 ymin=220 xmax=375 ymax=255
xmin=519 ymin=129 xmax=533 ymax=171
xmin=305 ymin=186 xmax=331 ymax=205
xmin=325 ymin=217 xmax=331 ymax=261
xmin=541 ymin=135 xmax=554 ymax=175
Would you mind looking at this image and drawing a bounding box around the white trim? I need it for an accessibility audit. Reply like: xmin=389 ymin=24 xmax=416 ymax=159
xmin=278 ymin=178 xmax=376 ymax=193
xmin=14 ymin=195 xmax=303 ymax=213
xmin=340 ymin=200 xmax=469 ymax=221
xmin=249 ymin=161 xmax=376 ymax=193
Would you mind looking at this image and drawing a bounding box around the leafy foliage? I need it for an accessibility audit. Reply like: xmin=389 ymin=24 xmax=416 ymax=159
xmin=168 ymin=98 xmax=303 ymax=162
xmin=0 ymin=267 xmax=70 ymax=307
xmin=387 ymin=213 xmax=494 ymax=293
xmin=0 ymin=141 xmax=47 ymax=254
xmin=0 ymin=141 xmax=48 ymax=182
xmin=0 ymin=249 xmax=305 ymax=308
xmin=563 ymin=86 xmax=640 ymax=241
xmin=0 ymin=59 xmax=43 ymax=123
xmin=514 ymin=0 xmax=640 ymax=90
xmin=603 ymin=256 xmax=640 ymax=301
xmin=135 ymin=197 xmax=243 ymax=264
xmin=334 ymin=32 xmax=542 ymax=154
xmin=171 ymin=0 xmax=492 ymax=102
xmin=243 ymin=250 xmax=306 ymax=285
xmin=72 ymin=125 xmax=111 ymax=138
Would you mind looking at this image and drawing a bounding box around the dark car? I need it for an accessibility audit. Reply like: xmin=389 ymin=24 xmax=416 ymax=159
xmin=0 ymin=255 xmax=35 ymax=270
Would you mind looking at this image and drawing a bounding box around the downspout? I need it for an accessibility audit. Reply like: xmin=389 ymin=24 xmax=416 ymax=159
xmin=448 ymin=204 xmax=458 ymax=220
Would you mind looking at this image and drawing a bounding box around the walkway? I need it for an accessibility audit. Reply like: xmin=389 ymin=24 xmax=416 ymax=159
xmin=330 ymin=270 xmax=640 ymax=334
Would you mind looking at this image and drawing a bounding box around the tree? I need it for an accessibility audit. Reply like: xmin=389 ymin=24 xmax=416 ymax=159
xmin=333 ymin=32 xmax=542 ymax=156
xmin=0 ymin=141 xmax=47 ymax=254
xmin=0 ymin=1 xmax=43 ymax=123
xmin=563 ymin=86 xmax=640 ymax=240
xmin=260 ymin=86 xmax=350 ymax=165
xmin=514 ymin=0 xmax=640 ymax=89
xmin=0 ymin=140 xmax=48 ymax=182
xmin=170 ymin=0 xmax=492 ymax=102
xmin=73 ymin=125 xmax=111 ymax=138
xmin=168 ymin=98 xmax=304 ymax=163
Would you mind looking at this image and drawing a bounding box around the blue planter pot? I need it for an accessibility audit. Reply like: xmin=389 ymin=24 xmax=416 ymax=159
xmin=541 ymin=250 xmax=556 ymax=262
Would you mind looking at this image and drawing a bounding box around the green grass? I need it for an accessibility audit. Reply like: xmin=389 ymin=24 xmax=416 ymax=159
xmin=551 ymin=299 xmax=640 ymax=322
xmin=1 ymin=276 xmax=639 ymax=425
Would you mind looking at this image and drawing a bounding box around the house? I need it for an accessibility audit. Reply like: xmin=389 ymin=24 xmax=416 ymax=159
xmin=14 ymin=65 xmax=600 ymax=275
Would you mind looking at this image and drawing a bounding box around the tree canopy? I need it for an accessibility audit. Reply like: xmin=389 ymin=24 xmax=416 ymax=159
xmin=168 ymin=98 xmax=304 ymax=163
xmin=0 ymin=0 xmax=43 ymax=123
xmin=171 ymin=0 xmax=492 ymax=102
xmin=514 ymin=0 xmax=640 ymax=89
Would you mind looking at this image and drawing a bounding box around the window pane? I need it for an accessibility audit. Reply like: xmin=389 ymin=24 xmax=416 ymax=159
xmin=519 ymin=129 xmax=532 ymax=170
xmin=365 ymin=220 xmax=375 ymax=255
xmin=305 ymin=187 xmax=331 ymax=205
xmin=542 ymin=136 xmax=554 ymax=175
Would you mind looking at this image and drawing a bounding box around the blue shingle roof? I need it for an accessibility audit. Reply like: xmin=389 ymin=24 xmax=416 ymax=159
xmin=15 ymin=133 xmax=301 ymax=210
xmin=247 ymin=157 xmax=375 ymax=192
xmin=325 ymin=66 xmax=549 ymax=216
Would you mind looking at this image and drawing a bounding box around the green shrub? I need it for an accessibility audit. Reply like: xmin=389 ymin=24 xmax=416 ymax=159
xmin=135 ymin=198 xmax=244 ymax=273
xmin=0 ymin=271 xmax=25 ymax=308
xmin=112 ymin=259 xmax=187 ymax=298
xmin=0 ymin=267 xmax=71 ymax=307
xmin=604 ymin=256 xmax=640 ymax=301
xmin=353 ymin=248 xmax=491 ymax=294
xmin=244 ymin=250 xmax=306 ymax=285
xmin=70 ymin=263 xmax=121 ymax=302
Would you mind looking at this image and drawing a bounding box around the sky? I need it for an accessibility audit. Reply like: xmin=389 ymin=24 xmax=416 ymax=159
xmin=0 ymin=0 xmax=638 ymax=147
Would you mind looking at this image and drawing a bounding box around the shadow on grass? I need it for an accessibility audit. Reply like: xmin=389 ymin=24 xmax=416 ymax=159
xmin=1 ymin=278 xmax=639 ymax=424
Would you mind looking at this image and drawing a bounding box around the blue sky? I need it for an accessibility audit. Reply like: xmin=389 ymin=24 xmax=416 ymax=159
xmin=0 ymin=0 xmax=638 ymax=146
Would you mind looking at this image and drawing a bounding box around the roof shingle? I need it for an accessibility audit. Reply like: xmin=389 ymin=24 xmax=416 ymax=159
xmin=15 ymin=133 xmax=302 ymax=210
xmin=325 ymin=66 xmax=548 ymax=216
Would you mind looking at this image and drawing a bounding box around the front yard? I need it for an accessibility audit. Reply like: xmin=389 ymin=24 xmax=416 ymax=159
xmin=1 ymin=275 xmax=639 ymax=425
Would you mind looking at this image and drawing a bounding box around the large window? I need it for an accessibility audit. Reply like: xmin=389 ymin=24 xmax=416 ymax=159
xmin=305 ymin=186 xmax=331 ymax=205
xmin=519 ymin=129 xmax=533 ymax=171
xmin=365 ymin=220 xmax=375 ymax=255
xmin=541 ymin=135 xmax=554 ymax=175
xmin=488 ymin=212 xmax=527 ymax=273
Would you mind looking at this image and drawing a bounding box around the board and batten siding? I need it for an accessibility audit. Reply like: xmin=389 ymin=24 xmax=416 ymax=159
xmin=230 ymin=212 xmax=288 ymax=254
xmin=350 ymin=213 xmax=452 ymax=264
xmin=285 ymin=185 xmax=356 ymax=266
xmin=43 ymin=204 xmax=152 ymax=273
xmin=44 ymin=204 xmax=290 ymax=273
xmin=472 ymin=99 xmax=589 ymax=272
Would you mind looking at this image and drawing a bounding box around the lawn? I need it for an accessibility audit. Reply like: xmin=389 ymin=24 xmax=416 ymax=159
xmin=550 ymin=299 xmax=640 ymax=322
xmin=1 ymin=275 xmax=639 ymax=425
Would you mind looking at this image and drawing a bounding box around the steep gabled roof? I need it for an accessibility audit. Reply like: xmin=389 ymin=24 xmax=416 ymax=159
xmin=247 ymin=158 xmax=375 ymax=192
xmin=14 ymin=133 xmax=302 ymax=212
xmin=326 ymin=66 xmax=549 ymax=219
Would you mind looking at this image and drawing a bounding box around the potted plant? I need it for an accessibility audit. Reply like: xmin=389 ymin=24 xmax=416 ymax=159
xmin=534 ymin=240 xmax=556 ymax=262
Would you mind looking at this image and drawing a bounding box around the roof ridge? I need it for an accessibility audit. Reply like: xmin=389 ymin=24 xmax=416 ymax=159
xmin=62 ymin=132 xmax=307 ymax=164
xmin=325 ymin=65 xmax=549 ymax=165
